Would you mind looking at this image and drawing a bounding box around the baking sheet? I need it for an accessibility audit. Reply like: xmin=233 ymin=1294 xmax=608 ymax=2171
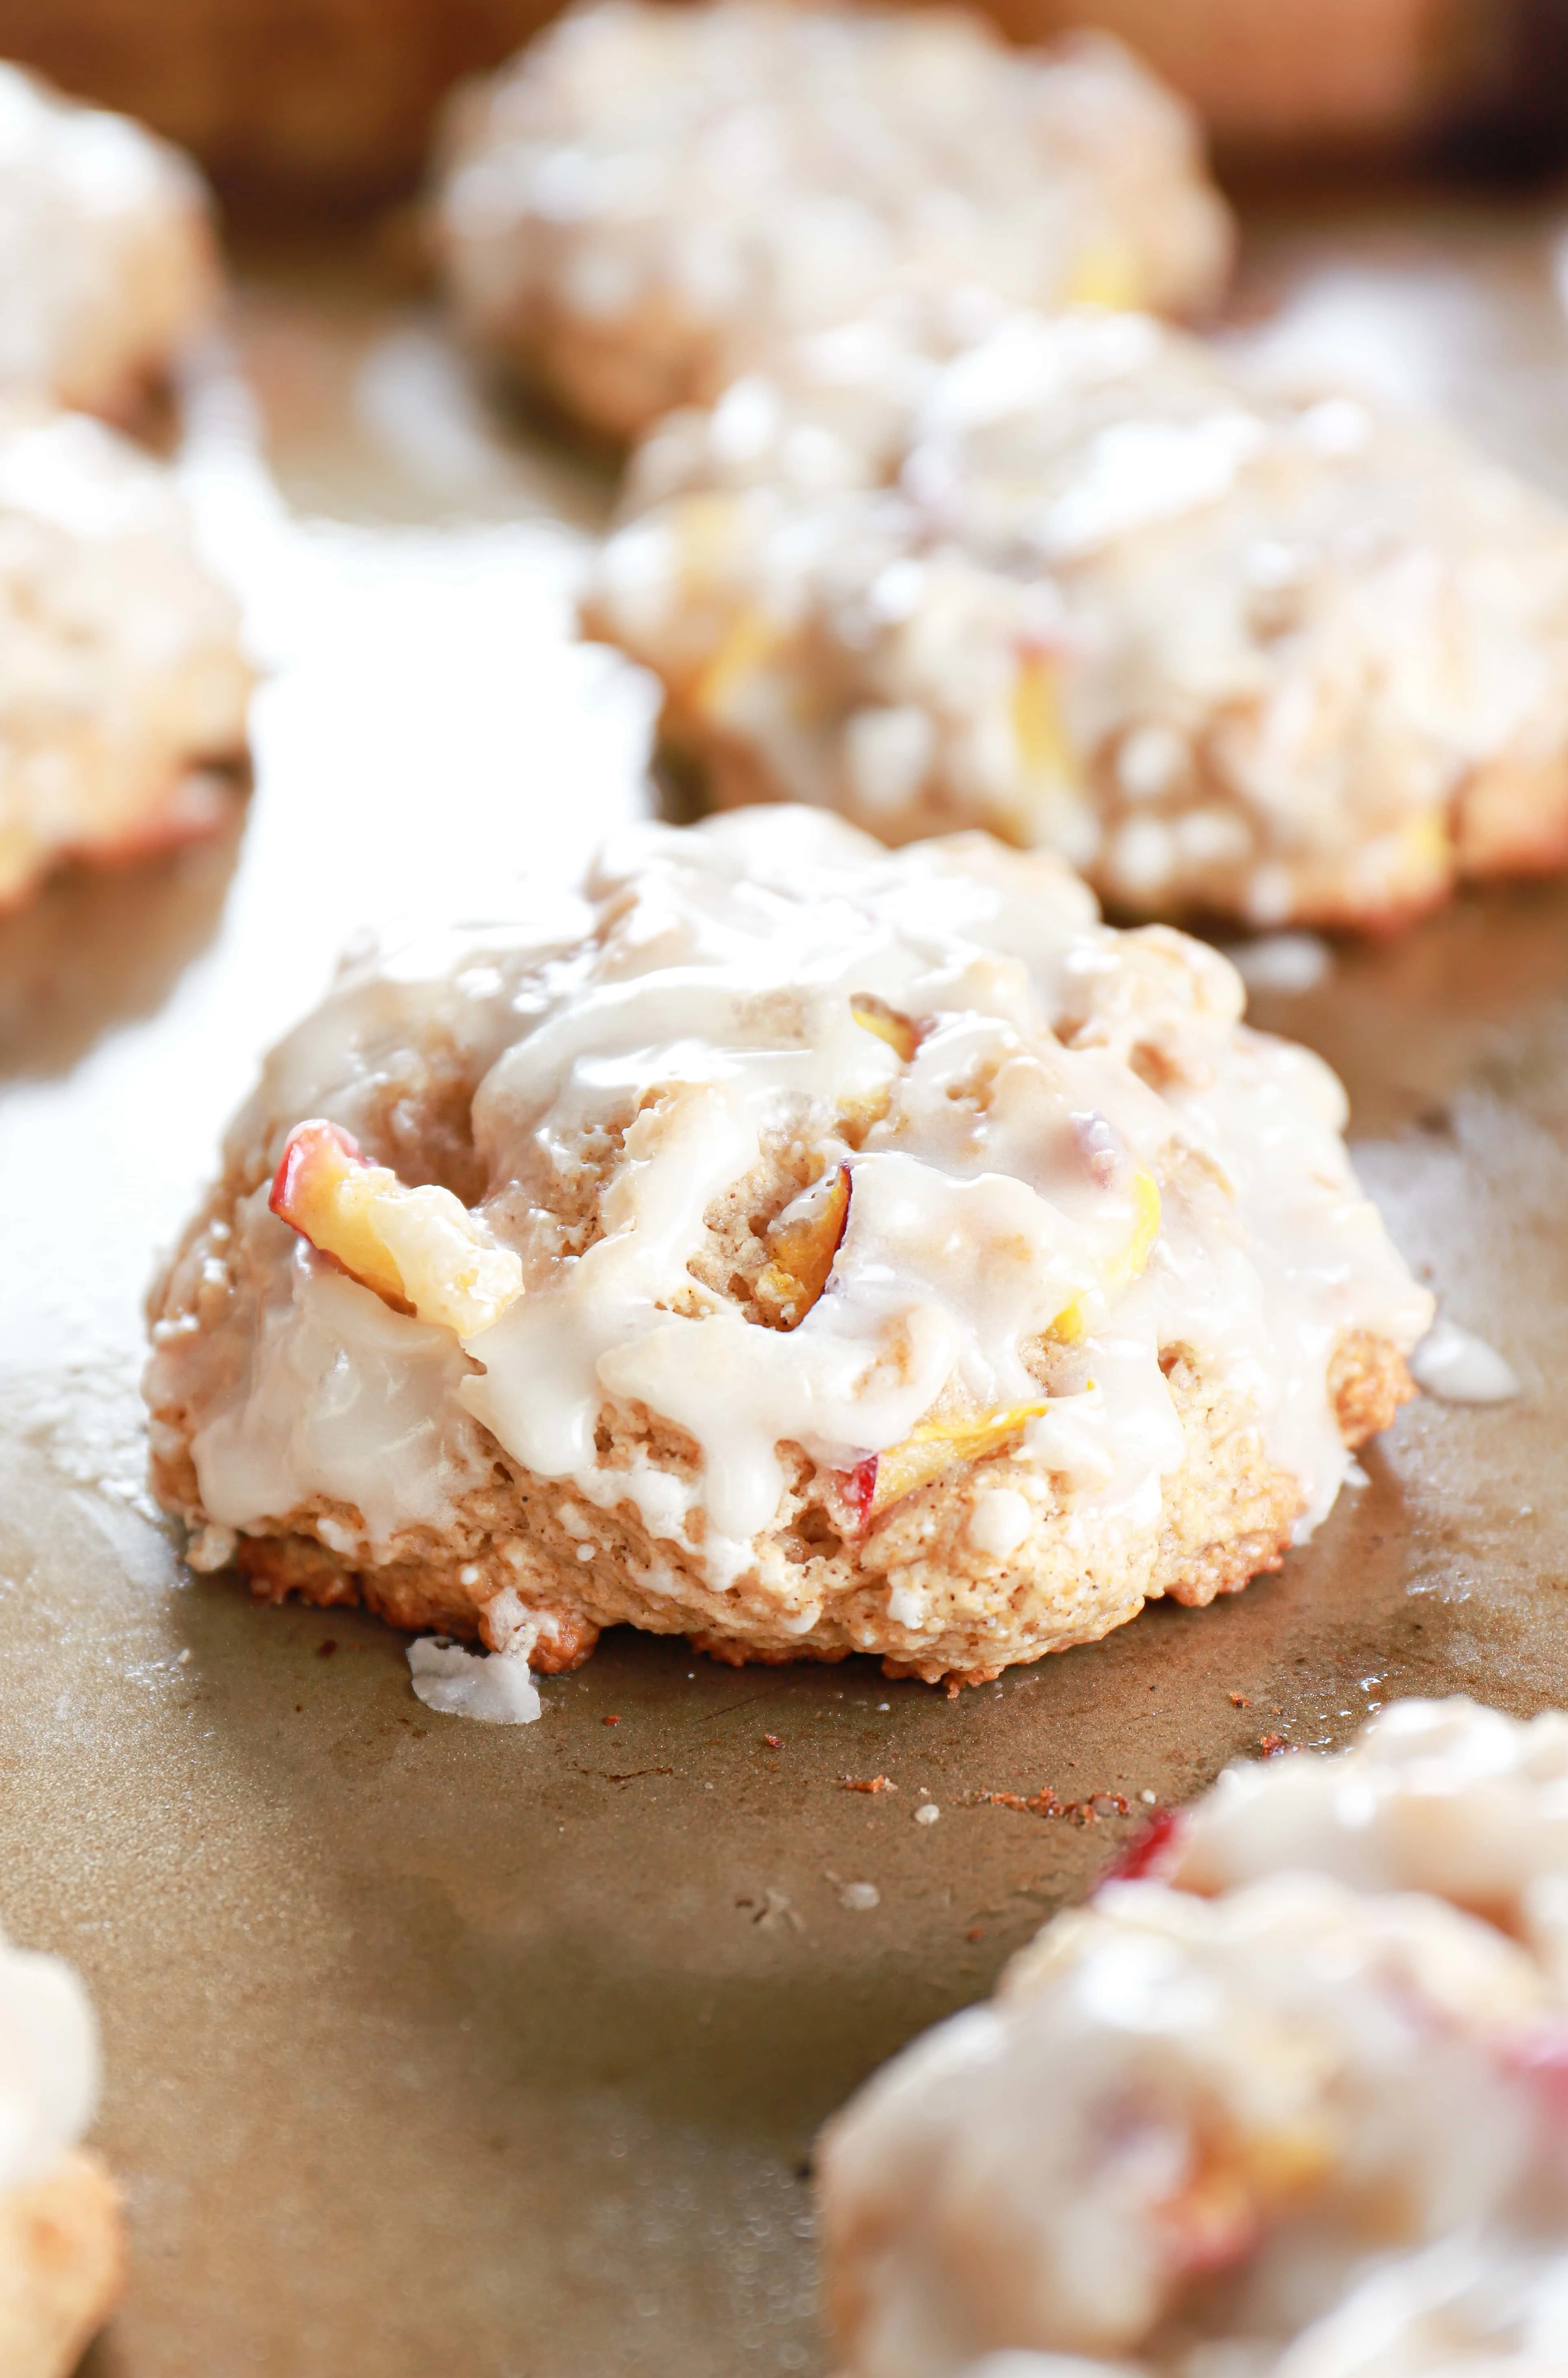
xmin=3 ymin=197 xmax=1568 ymax=2376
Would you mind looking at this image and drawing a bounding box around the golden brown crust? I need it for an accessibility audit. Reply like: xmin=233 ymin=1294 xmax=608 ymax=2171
xmin=688 ymin=1630 xmax=850 ymax=1671
xmin=1329 ymin=1329 xmax=1417 ymax=1450
xmin=880 ymin=1657 xmax=1005 ymax=1695
xmin=0 ymin=2149 xmax=124 ymax=2378
xmin=230 ymin=1534 xmax=602 ymax=1671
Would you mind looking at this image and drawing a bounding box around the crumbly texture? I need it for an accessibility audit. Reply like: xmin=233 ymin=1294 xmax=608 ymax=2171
xmin=0 ymin=403 xmax=251 ymax=910
xmin=588 ymin=307 xmax=1568 ymax=931
xmin=148 ymin=1136 xmax=1407 ymax=1685
xmin=251 ymin=1344 xmax=1400 ymax=1683
xmin=145 ymin=818 xmax=1422 ymax=1689
xmin=0 ymin=63 xmax=217 ymax=421
xmin=434 ymin=1 xmax=1232 ymax=442
xmin=0 ymin=2150 xmax=124 ymax=2378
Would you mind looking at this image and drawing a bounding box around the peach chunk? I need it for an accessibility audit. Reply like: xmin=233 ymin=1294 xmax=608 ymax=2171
xmin=269 ymin=1120 xmax=524 ymax=1338
xmin=1011 ymin=649 xmax=1077 ymax=787
xmin=1070 ymin=1113 xmax=1163 ymax=1302
xmin=1045 ymin=1158 xmax=1158 ymax=1346
xmin=1063 ymin=234 xmax=1147 ymax=311
xmin=1107 ymin=1162 xmax=1162 ymax=1294
xmin=850 ymin=992 xmax=921 ymax=1065
xmin=756 ymin=1163 xmax=851 ymax=1330
xmin=847 ymin=1388 xmax=1050 ymax=1525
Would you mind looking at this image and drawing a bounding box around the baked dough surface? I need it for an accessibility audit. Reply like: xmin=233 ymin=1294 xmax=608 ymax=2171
xmin=588 ymin=306 xmax=1568 ymax=929
xmin=146 ymin=812 xmax=1430 ymax=1685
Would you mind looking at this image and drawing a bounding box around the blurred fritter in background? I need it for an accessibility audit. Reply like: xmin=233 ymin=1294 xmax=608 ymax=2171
xmin=2 ymin=0 xmax=1566 ymax=215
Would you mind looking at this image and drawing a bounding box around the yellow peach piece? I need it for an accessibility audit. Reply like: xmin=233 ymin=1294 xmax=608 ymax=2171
xmin=691 ymin=607 xmax=782 ymax=722
xmin=672 ymin=490 xmax=749 ymax=586
xmin=1063 ymin=234 xmax=1147 ymax=312
xmin=1011 ymin=650 xmax=1078 ymax=787
xmin=269 ymin=1120 xmax=524 ymax=1339
xmin=757 ymin=1163 xmax=851 ymax=1330
xmin=1398 ymin=806 xmax=1453 ymax=876
xmin=1105 ymin=1164 xmax=1162 ymax=1296
xmin=869 ymin=1396 xmax=1049 ymax=1518
xmin=850 ymin=992 xmax=920 ymax=1064
xmin=836 ymin=1082 xmax=894 ymax=1143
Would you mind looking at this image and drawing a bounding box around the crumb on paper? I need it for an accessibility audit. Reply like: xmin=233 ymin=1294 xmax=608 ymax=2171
xmin=914 ymin=1803 xmax=940 ymax=1826
xmin=739 ymin=1887 xmax=804 ymax=1933
xmin=186 ymin=1522 xmax=236 ymax=1573
xmin=407 ymin=1637 xmax=542 ymax=1724
xmin=1410 ymin=1315 xmax=1521 ymax=1405
xmin=764 ymin=1733 xmax=783 ymax=1748
xmin=977 ymin=1786 xmax=1129 ymax=1824
xmin=1230 ymin=1692 xmax=1250 ymax=1707
xmin=843 ymin=1774 xmax=897 ymax=1794
xmin=838 ymin=1881 xmax=880 ymax=1912
xmin=1260 ymin=1732 xmax=1288 ymax=1757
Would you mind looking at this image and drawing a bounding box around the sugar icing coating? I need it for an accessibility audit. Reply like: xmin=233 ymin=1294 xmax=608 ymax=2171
xmin=434 ymin=0 xmax=1231 ymax=438
xmin=146 ymin=812 xmax=1430 ymax=1682
xmin=1409 ymin=1314 xmax=1521 ymax=1404
xmin=0 ymin=63 xmax=217 ymax=415
xmin=589 ymin=305 xmax=1568 ymax=929
xmin=0 ymin=1926 xmax=98 ymax=2200
xmin=820 ymin=1700 xmax=1568 ymax=2378
xmin=1166 ymin=1695 xmax=1568 ymax=1948
xmin=0 ymin=400 xmax=251 ymax=908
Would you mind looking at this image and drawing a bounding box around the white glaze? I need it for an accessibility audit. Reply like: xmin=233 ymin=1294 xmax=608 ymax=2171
xmin=1226 ymin=933 xmax=1334 ymax=997
xmin=0 ymin=62 xmax=212 ymax=409
xmin=0 ymin=1924 xmax=98 ymax=2196
xmin=1168 ymin=1695 xmax=1568 ymax=1941
xmin=406 ymin=1638 xmax=542 ymax=1724
xmin=599 ymin=306 xmax=1568 ymax=924
xmin=179 ymin=811 xmax=1430 ymax=1590
xmin=1410 ymin=1315 xmax=1522 ymax=1405
xmin=953 ymin=2249 xmax=1568 ymax=2376
xmin=823 ymin=1698 xmax=1568 ymax=2378
xmin=825 ymin=1871 xmax=1558 ymax=2377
